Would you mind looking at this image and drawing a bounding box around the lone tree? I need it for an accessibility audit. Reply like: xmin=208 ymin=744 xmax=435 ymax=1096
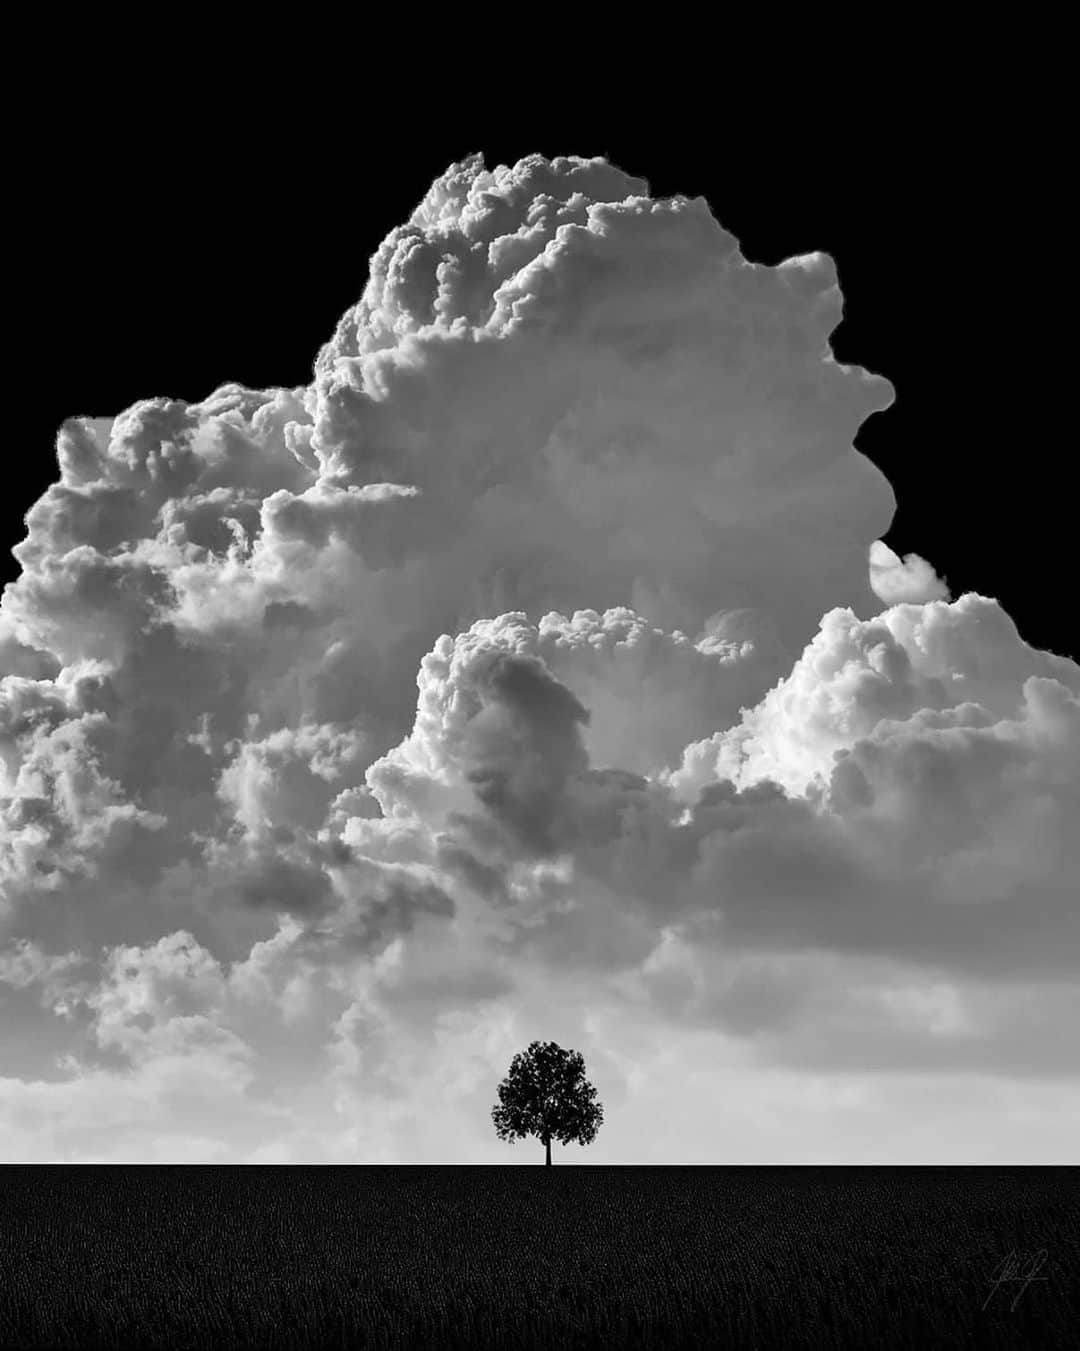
xmin=491 ymin=1040 xmax=604 ymax=1165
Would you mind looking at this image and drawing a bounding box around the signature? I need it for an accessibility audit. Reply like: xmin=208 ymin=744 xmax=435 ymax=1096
xmin=981 ymin=1248 xmax=1049 ymax=1311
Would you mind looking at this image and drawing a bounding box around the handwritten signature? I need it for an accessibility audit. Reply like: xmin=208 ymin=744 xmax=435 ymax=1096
xmin=981 ymin=1248 xmax=1049 ymax=1311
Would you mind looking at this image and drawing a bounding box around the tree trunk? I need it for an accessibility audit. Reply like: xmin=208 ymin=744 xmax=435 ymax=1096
xmin=544 ymin=1135 xmax=551 ymax=1166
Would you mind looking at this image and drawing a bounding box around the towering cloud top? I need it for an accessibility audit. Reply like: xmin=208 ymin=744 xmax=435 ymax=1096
xmin=2 ymin=154 xmax=1077 ymax=1164
xmin=307 ymin=151 xmax=897 ymax=643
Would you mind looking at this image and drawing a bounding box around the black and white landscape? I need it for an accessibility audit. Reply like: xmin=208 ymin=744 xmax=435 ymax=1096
xmin=2 ymin=142 xmax=1078 ymax=1168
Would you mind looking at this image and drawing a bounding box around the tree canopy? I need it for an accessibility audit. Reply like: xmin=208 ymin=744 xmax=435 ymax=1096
xmin=491 ymin=1040 xmax=604 ymax=1164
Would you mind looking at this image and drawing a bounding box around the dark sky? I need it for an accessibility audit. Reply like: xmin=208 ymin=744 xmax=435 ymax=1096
xmin=8 ymin=105 xmax=1074 ymax=661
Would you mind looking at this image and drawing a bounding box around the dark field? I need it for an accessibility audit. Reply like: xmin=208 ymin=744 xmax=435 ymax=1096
xmin=1 ymin=1167 xmax=1076 ymax=1349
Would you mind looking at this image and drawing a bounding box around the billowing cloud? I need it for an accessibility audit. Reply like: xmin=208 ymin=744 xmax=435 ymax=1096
xmin=869 ymin=539 xmax=950 ymax=605
xmin=2 ymin=152 xmax=1077 ymax=1162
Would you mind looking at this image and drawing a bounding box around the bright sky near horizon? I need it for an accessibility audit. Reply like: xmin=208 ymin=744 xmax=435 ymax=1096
xmin=2 ymin=153 xmax=1078 ymax=1162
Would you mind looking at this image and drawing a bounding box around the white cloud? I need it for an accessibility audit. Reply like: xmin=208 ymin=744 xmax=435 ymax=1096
xmin=869 ymin=539 xmax=950 ymax=605
xmin=1 ymin=152 xmax=1077 ymax=1162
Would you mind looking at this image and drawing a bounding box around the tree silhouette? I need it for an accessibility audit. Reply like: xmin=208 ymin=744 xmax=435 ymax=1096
xmin=491 ymin=1040 xmax=604 ymax=1165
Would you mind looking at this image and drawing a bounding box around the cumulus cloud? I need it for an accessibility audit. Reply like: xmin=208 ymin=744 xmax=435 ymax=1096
xmin=869 ymin=539 xmax=950 ymax=605
xmin=1 ymin=152 xmax=1077 ymax=1162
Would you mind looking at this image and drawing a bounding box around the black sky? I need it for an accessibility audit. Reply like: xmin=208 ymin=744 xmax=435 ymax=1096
xmin=8 ymin=99 xmax=1074 ymax=661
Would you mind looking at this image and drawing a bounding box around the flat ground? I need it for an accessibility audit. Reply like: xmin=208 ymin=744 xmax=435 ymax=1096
xmin=1 ymin=1166 xmax=1076 ymax=1349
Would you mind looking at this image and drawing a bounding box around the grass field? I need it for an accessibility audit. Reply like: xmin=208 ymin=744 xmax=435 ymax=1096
xmin=1 ymin=1166 xmax=1076 ymax=1349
